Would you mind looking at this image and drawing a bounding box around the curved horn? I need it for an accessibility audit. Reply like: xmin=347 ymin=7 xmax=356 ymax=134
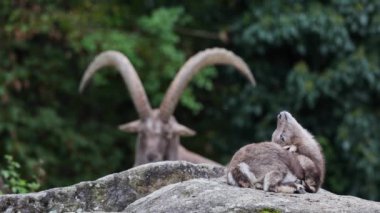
xmin=159 ymin=47 xmax=255 ymax=122
xmin=79 ymin=50 xmax=152 ymax=119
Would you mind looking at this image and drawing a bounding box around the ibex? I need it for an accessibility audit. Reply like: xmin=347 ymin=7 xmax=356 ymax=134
xmin=227 ymin=142 xmax=306 ymax=194
xmin=79 ymin=48 xmax=255 ymax=166
xmin=272 ymin=111 xmax=325 ymax=193
xmin=227 ymin=111 xmax=325 ymax=194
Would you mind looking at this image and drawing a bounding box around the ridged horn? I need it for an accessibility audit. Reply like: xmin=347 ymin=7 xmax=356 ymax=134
xmin=79 ymin=50 xmax=152 ymax=119
xmin=159 ymin=47 xmax=255 ymax=122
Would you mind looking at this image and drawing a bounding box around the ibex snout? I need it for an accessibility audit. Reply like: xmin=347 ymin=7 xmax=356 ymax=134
xmin=278 ymin=111 xmax=289 ymax=121
xmin=147 ymin=153 xmax=160 ymax=162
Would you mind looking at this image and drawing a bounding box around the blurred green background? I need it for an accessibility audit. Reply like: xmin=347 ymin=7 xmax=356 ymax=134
xmin=1 ymin=0 xmax=380 ymax=200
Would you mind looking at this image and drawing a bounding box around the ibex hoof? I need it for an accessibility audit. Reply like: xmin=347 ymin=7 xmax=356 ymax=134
xmin=294 ymin=183 xmax=306 ymax=194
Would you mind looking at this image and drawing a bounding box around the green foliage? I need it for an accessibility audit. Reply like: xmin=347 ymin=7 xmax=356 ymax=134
xmin=0 ymin=1 xmax=216 ymax=189
xmin=228 ymin=0 xmax=380 ymax=201
xmin=1 ymin=0 xmax=380 ymax=201
xmin=259 ymin=208 xmax=280 ymax=213
xmin=0 ymin=155 xmax=40 ymax=194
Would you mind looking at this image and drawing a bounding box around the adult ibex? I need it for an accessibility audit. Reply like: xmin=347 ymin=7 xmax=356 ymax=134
xmin=79 ymin=48 xmax=255 ymax=166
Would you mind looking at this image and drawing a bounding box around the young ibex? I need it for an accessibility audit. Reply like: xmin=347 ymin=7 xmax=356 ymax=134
xmin=79 ymin=48 xmax=255 ymax=166
xmin=227 ymin=111 xmax=325 ymax=194
xmin=272 ymin=111 xmax=325 ymax=193
xmin=227 ymin=142 xmax=306 ymax=194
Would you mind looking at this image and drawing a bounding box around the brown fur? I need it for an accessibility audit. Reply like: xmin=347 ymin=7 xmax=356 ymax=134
xmin=272 ymin=111 xmax=325 ymax=192
xmin=230 ymin=166 xmax=251 ymax=188
xmin=227 ymin=142 xmax=305 ymax=193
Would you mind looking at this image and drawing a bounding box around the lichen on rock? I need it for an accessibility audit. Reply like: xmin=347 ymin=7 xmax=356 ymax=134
xmin=0 ymin=161 xmax=225 ymax=212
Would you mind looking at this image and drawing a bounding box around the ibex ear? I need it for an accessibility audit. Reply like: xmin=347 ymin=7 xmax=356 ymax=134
xmin=118 ymin=120 xmax=141 ymax=132
xmin=173 ymin=123 xmax=196 ymax=137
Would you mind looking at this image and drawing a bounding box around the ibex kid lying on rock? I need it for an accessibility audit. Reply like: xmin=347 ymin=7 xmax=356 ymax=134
xmin=227 ymin=142 xmax=306 ymax=193
xmin=80 ymin=48 xmax=255 ymax=166
xmin=272 ymin=111 xmax=325 ymax=193
xmin=227 ymin=111 xmax=325 ymax=193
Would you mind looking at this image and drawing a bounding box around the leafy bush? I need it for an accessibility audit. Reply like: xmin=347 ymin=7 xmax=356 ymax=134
xmin=0 ymin=155 xmax=40 ymax=194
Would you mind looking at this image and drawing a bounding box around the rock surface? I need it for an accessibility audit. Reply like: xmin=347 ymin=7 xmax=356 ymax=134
xmin=1 ymin=161 xmax=380 ymax=213
xmin=0 ymin=161 xmax=225 ymax=212
xmin=126 ymin=178 xmax=380 ymax=213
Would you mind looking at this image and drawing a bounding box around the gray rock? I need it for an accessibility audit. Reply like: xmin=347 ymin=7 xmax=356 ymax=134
xmin=2 ymin=161 xmax=380 ymax=213
xmin=0 ymin=161 xmax=225 ymax=212
xmin=125 ymin=178 xmax=380 ymax=213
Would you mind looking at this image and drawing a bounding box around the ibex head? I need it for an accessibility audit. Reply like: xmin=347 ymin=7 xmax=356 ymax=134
xmin=272 ymin=111 xmax=312 ymax=148
xmin=118 ymin=109 xmax=195 ymax=165
xmin=79 ymin=48 xmax=255 ymax=166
